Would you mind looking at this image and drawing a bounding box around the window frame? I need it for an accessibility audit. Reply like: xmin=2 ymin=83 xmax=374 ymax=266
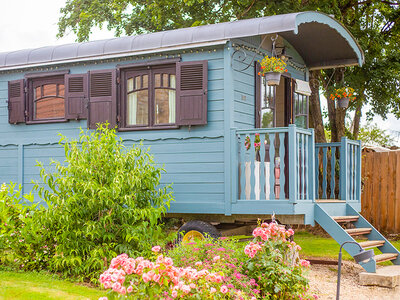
xmin=119 ymin=63 xmax=179 ymax=131
xmin=258 ymin=75 xmax=277 ymax=128
xmin=25 ymin=70 xmax=69 ymax=124
xmin=293 ymin=92 xmax=309 ymax=129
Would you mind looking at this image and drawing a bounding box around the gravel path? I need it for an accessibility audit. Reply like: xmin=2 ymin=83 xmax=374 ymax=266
xmin=306 ymin=261 xmax=400 ymax=300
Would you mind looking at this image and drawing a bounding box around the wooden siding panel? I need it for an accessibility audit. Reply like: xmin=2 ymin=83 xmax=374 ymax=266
xmin=0 ymin=49 xmax=226 ymax=214
xmin=231 ymin=37 xmax=308 ymax=129
xmin=0 ymin=53 xmax=225 ymax=145
xmin=0 ymin=146 xmax=18 ymax=184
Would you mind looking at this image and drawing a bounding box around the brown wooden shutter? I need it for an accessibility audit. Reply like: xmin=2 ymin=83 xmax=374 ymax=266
xmin=255 ymin=62 xmax=261 ymax=128
xmin=8 ymin=79 xmax=25 ymax=124
xmin=88 ymin=69 xmax=117 ymax=129
xmin=176 ymin=60 xmax=208 ymax=126
xmin=65 ymin=73 xmax=88 ymax=120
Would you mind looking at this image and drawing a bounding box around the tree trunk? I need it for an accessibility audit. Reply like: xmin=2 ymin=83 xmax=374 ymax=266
xmin=325 ymin=68 xmax=348 ymax=142
xmin=335 ymin=108 xmax=346 ymax=140
xmin=327 ymin=94 xmax=337 ymax=141
xmin=309 ymin=70 xmax=326 ymax=143
xmin=353 ymin=100 xmax=363 ymax=140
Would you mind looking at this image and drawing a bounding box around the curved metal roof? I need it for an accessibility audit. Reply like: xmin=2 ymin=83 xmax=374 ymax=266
xmin=0 ymin=11 xmax=363 ymax=71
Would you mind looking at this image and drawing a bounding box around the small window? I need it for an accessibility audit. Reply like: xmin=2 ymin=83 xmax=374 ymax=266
xmin=122 ymin=65 xmax=176 ymax=129
xmin=33 ymin=80 xmax=65 ymax=120
xmin=27 ymin=75 xmax=66 ymax=123
xmin=294 ymin=92 xmax=308 ymax=128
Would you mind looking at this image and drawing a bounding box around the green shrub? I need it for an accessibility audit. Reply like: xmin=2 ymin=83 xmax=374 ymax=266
xmin=32 ymin=123 xmax=173 ymax=281
xmin=0 ymin=183 xmax=54 ymax=270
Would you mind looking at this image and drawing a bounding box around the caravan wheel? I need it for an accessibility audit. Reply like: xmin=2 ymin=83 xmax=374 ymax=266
xmin=177 ymin=220 xmax=220 ymax=243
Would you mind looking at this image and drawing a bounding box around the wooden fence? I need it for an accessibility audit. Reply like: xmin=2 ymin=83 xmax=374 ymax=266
xmin=361 ymin=150 xmax=400 ymax=233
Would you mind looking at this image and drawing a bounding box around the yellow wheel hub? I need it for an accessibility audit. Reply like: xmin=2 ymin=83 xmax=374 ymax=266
xmin=182 ymin=230 xmax=204 ymax=243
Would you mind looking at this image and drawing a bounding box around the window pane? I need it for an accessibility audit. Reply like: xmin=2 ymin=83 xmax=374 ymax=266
xmin=170 ymin=75 xmax=176 ymax=88
xmin=303 ymin=95 xmax=307 ymax=114
xmin=34 ymin=87 xmax=41 ymax=99
xmin=127 ymin=78 xmax=134 ymax=92
xmin=261 ymin=108 xmax=274 ymax=128
xmin=295 ymin=116 xmax=307 ymax=128
xmin=43 ymin=84 xmax=57 ymax=96
xmin=135 ymin=76 xmax=141 ymax=89
xmin=162 ymin=74 xmax=169 ymax=87
xmin=127 ymin=91 xmax=148 ymax=126
xmin=58 ymin=84 xmax=65 ymax=97
xmin=142 ymin=75 xmax=148 ymax=88
xmin=155 ymin=89 xmax=175 ymax=124
xmin=294 ymin=93 xmax=299 ymax=114
xmin=155 ymin=74 xmax=161 ymax=87
xmin=35 ymin=97 xmax=65 ymax=120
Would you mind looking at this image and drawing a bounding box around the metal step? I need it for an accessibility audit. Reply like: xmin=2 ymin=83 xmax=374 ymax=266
xmin=359 ymin=240 xmax=385 ymax=249
xmin=332 ymin=216 xmax=359 ymax=223
xmin=374 ymin=253 xmax=399 ymax=263
xmin=345 ymin=228 xmax=372 ymax=236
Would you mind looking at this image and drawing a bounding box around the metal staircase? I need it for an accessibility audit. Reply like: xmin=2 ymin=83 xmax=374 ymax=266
xmin=314 ymin=204 xmax=400 ymax=273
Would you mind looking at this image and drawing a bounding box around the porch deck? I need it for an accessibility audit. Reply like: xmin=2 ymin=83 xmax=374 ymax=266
xmin=230 ymin=125 xmax=362 ymax=221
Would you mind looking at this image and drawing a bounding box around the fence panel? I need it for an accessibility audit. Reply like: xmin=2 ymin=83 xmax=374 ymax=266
xmin=361 ymin=151 xmax=400 ymax=233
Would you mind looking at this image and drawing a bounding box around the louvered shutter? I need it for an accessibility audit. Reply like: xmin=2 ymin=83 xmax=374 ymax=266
xmin=255 ymin=62 xmax=261 ymax=128
xmin=88 ymin=69 xmax=117 ymax=129
xmin=65 ymin=74 xmax=88 ymax=120
xmin=176 ymin=61 xmax=208 ymax=126
xmin=8 ymin=79 xmax=25 ymax=124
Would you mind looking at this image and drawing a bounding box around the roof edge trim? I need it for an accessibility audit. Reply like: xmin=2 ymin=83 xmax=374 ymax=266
xmin=0 ymin=40 xmax=228 ymax=72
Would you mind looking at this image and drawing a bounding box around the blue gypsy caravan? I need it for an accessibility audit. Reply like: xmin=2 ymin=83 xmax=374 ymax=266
xmin=0 ymin=12 xmax=398 ymax=272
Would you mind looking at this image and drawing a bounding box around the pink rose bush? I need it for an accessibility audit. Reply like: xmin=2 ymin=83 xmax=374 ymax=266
xmin=244 ymin=242 xmax=262 ymax=258
xmin=242 ymin=222 xmax=314 ymax=299
xmin=99 ymin=251 xmax=258 ymax=299
xmin=99 ymin=222 xmax=315 ymax=299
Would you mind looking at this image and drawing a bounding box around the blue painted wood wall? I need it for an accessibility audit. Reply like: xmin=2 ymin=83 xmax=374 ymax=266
xmin=0 ymin=37 xmax=308 ymax=217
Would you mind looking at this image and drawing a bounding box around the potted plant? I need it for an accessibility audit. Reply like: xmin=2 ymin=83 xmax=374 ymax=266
xmin=258 ymin=55 xmax=288 ymax=86
xmin=329 ymin=87 xmax=356 ymax=108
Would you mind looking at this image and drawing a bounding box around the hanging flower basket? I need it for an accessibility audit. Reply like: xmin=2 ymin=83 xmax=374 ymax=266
xmin=264 ymin=72 xmax=282 ymax=86
xmin=337 ymin=97 xmax=350 ymax=108
xmin=330 ymin=87 xmax=356 ymax=109
xmin=258 ymin=55 xmax=288 ymax=86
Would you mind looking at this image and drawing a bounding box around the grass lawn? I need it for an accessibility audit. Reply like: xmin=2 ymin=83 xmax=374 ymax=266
xmin=295 ymin=231 xmax=400 ymax=261
xmin=0 ymin=271 xmax=104 ymax=300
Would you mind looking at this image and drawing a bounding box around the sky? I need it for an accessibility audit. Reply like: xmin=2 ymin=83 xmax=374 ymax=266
xmin=0 ymin=0 xmax=399 ymax=143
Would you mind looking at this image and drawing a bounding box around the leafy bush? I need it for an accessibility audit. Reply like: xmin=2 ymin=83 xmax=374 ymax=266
xmin=0 ymin=183 xmax=54 ymax=270
xmin=0 ymin=183 xmax=27 ymax=253
xmin=100 ymin=223 xmax=315 ymax=299
xmin=31 ymin=124 xmax=173 ymax=281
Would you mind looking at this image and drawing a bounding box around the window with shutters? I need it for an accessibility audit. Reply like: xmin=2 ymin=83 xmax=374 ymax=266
xmin=121 ymin=65 xmax=177 ymax=129
xmin=8 ymin=70 xmax=90 ymax=125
